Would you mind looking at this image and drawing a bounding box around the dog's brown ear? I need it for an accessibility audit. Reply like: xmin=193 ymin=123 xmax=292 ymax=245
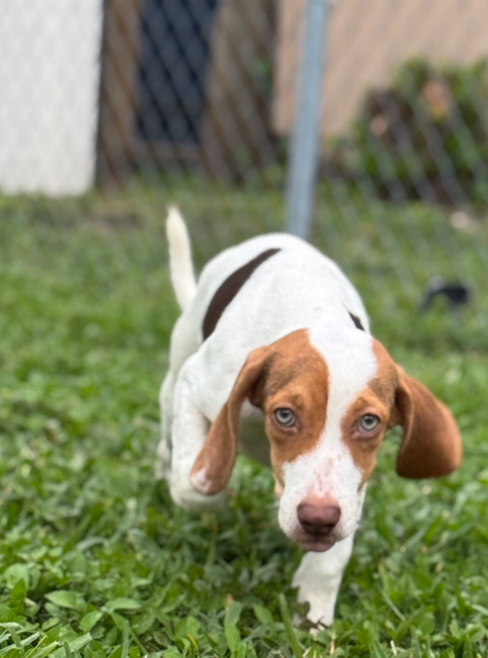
xmin=190 ymin=346 xmax=269 ymax=495
xmin=393 ymin=368 xmax=462 ymax=478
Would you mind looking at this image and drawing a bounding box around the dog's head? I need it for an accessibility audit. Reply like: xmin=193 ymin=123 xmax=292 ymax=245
xmin=190 ymin=328 xmax=462 ymax=551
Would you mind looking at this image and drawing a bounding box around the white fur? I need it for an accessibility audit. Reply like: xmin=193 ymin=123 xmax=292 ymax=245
xmin=166 ymin=206 xmax=197 ymax=311
xmin=292 ymin=533 xmax=355 ymax=625
xmin=158 ymin=210 xmax=374 ymax=625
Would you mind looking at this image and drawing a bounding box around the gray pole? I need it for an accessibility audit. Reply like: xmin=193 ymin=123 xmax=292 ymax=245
xmin=286 ymin=0 xmax=329 ymax=239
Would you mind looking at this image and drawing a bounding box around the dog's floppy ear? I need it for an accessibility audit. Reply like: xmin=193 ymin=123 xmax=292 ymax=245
xmin=393 ymin=368 xmax=462 ymax=478
xmin=190 ymin=346 xmax=270 ymax=495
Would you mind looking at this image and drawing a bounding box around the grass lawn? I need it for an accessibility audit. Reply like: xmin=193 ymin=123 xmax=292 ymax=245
xmin=1 ymin=177 xmax=488 ymax=657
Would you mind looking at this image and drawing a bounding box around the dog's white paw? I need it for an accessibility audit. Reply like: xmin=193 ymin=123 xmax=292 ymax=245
xmin=293 ymin=577 xmax=336 ymax=626
xmin=169 ymin=477 xmax=226 ymax=512
xmin=291 ymin=550 xmax=346 ymax=627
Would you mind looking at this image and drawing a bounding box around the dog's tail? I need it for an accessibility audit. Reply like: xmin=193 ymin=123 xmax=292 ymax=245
xmin=166 ymin=206 xmax=197 ymax=311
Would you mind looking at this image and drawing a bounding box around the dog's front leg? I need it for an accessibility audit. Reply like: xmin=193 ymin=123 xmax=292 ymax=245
xmin=292 ymin=533 xmax=354 ymax=626
xmin=168 ymin=365 xmax=226 ymax=512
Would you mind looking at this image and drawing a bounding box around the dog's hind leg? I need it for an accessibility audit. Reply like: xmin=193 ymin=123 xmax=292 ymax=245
xmin=156 ymin=371 xmax=175 ymax=481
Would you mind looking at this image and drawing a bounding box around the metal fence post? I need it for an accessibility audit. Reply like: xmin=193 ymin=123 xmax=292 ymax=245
xmin=285 ymin=0 xmax=329 ymax=239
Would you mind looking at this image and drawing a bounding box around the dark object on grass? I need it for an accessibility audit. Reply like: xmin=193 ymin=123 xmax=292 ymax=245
xmin=420 ymin=277 xmax=471 ymax=314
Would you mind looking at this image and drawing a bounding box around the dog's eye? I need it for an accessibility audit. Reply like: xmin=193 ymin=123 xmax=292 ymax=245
xmin=359 ymin=414 xmax=380 ymax=432
xmin=275 ymin=408 xmax=296 ymax=427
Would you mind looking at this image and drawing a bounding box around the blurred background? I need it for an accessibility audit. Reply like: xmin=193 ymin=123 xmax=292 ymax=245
xmin=2 ymin=0 xmax=488 ymax=350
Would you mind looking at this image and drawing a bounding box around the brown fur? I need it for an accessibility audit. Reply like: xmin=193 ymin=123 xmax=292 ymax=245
xmin=190 ymin=330 xmax=328 ymax=494
xmin=258 ymin=332 xmax=329 ymax=489
xmin=340 ymin=341 xmax=462 ymax=480
xmin=190 ymin=344 xmax=269 ymax=494
xmin=191 ymin=332 xmax=462 ymax=496
xmin=340 ymin=390 xmax=392 ymax=486
xmin=394 ymin=367 xmax=462 ymax=477
xmin=348 ymin=312 xmax=365 ymax=331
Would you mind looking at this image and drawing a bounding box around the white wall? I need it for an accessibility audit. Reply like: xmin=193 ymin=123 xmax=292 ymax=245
xmin=0 ymin=0 xmax=104 ymax=196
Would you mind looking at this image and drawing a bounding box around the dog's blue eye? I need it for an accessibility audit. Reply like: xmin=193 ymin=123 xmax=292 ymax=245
xmin=275 ymin=408 xmax=296 ymax=427
xmin=359 ymin=414 xmax=380 ymax=432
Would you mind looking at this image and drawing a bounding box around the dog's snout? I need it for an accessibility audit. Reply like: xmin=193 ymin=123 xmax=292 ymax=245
xmin=297 ymin=499 xmax=341 ymax=537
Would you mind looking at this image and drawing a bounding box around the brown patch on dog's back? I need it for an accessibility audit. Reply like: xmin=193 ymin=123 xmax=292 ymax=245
xmin=202 ymin=248 xmax=280 ymax=339
xmin=348 ymin=312 xmax=365 ymax=331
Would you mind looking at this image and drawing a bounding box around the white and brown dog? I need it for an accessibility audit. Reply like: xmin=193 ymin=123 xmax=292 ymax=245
xmin=157 ymin=208 xmax=462 ymax=626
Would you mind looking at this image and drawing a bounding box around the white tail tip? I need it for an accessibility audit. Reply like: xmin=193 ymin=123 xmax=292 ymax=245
xmin=166 ymin=206 xmax=197 ymax=311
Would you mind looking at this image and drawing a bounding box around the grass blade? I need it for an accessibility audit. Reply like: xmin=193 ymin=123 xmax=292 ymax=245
xmin=278 ymin=594 xmax=301 ymax=657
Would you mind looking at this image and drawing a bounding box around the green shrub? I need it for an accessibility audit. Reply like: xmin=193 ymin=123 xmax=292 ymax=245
xmin=329 ymin=58 xmax=488 ymax=207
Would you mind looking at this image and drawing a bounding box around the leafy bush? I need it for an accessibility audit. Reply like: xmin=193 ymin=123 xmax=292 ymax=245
xmin=329 ymin=58 xmax=488 ymax=207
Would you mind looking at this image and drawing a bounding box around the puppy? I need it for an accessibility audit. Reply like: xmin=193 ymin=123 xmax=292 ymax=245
xmin=157 ymin=208 xmax=462 ymax=625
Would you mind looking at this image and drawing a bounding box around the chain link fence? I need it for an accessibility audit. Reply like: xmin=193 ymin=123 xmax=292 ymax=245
xmin=2 ymin=0 xmax=488 ymax=345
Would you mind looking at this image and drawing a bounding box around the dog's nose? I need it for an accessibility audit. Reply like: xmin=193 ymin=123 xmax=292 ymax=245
xmin=297 ymin=499 xmax=341 ymax=537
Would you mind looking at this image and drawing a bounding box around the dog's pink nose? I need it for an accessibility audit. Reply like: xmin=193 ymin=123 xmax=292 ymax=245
xmin=297 ymin=498 xmax=341 ymax=537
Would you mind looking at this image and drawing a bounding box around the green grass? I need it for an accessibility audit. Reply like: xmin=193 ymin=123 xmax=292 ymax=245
xmin=1 ymin=177 xmax=488 ymax=657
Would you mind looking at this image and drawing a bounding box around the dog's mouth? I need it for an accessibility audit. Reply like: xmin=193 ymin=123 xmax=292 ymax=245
xmin=294 ymin=531 xmax=336 ymax=553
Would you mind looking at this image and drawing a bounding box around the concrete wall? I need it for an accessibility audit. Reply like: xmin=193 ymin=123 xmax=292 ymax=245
xmin=274 ymin=0 xmax=488 ymax=138
xmin=0 ymin=0 xmax=103 ymax=196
